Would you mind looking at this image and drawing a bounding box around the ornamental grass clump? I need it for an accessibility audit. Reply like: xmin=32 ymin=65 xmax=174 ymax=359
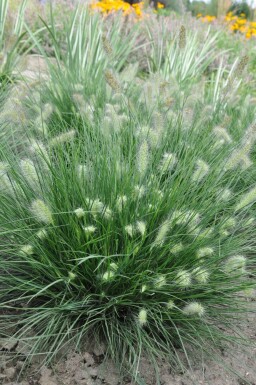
xmin=0 ymin=11 xmax=256 ymax=383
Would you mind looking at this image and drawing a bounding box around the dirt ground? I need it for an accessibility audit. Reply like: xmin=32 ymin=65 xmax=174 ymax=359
xmin=0 ymin=309 xmax=255 ymax=385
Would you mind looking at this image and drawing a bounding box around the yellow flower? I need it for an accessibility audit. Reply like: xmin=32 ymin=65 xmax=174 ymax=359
xmin=200 ymin=15 xmax=216 ymax=23
xmin=90 ymin=0 xmax=145 ymax=17
xmin=157 ymin=2 xmax=164 ymax=9
xmin=237 ymin=18 xmax=246 ymax=25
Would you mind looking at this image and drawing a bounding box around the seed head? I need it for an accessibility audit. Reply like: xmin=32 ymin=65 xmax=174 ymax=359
xmin=193 ymin=268 xmax=210 ymax=284
xmin=218 ymin=188 xmax=232 ymax=202
xmin=196 ymin=247 xmax=214 ymax=258
xmin=116 ymin=195 xmax=127 ymax=212
xmin=110 ymin=262 xmax=118 ymax=271
xmin=86 ymin=198 xmax=104 ymax=216
xmin=160 ymin=153 xmax=177 ymax=173
xmin=183 ymin=302 xmax=205 ymax=317
xmin=192 ymin=159 xmax=209 ymax=183
xmin=20 ymin=159 xmax=39 ymax=188
xmin=125 ymin=224 xmax=135 ymax=237
xmin=233 ymin=55 xmax=249 ymax=78
xmin=20 ymin=244 xmax=34 ymax=256
xmin=73 ymin=93 xmax=86 ymax=110
xmin=154 ymin=275 xmax=166 ymax=288
xmin=220 ymin=229 xmax=229 ymax=238
xmin=170 ymin=242 xmax=184 ymax=254
xmin=137 ymin=140 xmax=149 ymax=177
xmin=102 ymin=206 xmax=113 ymax=220
xmin=179 ymin=25 xmax=186 ymax=49
xmin=49 ymin=130 xmax=76 ymax=147
xmin=152 ymin=111 xmax=164 ymax=136
xmin=136 ymin=221 xmax=146 ymax=236
xmin=30 ymin=140 xmax=49 ymax=163
xmin=105 ymin=70 xmax=121 ymax=93
xmin=36 ymin=229 xmax=47 ymax=240
xmin=176 ymin=270 xmax=191 ymax=287
xmin=42 ymin=103 xmax=53 ymax=120
xmin=154 ymin=219 xmax=170 ymax=247
xmin=213 ymin=126 xmax=232 ymax=146
xmin=223 ymin=56 xmax=249 ymax=94
xmin=134 ymin=185 xmax=146 ymax=199
xmin=83 ymin=225 xmax=96 ymax=234
xmin=225 ymin=140 xmax=252 ymax=171
xmin=102 ymin=270 xmax=115 ymax=282
xmin=241 ymin=155 xmax=253 ymax=170
xmin=31 ymin=199 xmax=53 ymax=224
xmin=0 ymin=174 xmax=18 ymax=196
xmin=244 ymin=217 xmax=255 ymax=227
xmin=138 ymin=308 xmax=147 ymax=326
xmin=102 ymin=33 xmax=113 ymax=57
xmin=68 ymin=272 xmax=76 ymax=280
xmin=235 ymin=185 xmax=256 ymax=212
xmin=166 ymin=300 xmax=175 ymax=309
xmin=225 ymin=255 xmax=247 ymax=274
xmin=74 ymin=208 xmax=85 ymax=218
xmin=148 ymin=128 xmax=160 ymax=148
xmin=221 ymin=217 xmax=236 ymax=230
xmin=77 ymin=164 xmax=89 ymax=179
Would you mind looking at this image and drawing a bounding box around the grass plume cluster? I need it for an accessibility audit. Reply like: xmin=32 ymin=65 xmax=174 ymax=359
xmin=0 ymin=2 xmax=256 ymax=383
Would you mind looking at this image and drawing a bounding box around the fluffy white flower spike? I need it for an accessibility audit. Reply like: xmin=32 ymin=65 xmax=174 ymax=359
xmin=176 ymin=270 xmax=191 ymax=287
xmin=20 ymin=159 xmax=39 ymax=188
xmin=31 ymin=199 xmax=53 ymax=224
xmin=49 ymin=129 xmax=76 ymax=147
xmin=83 ymin=226 xmax=96 ymax=234
xmin=20 ymin=245 xmax=34 ymax=256
xmin=193 ymin=268 xmax=210 ymax=284
xmin=196 ymin=247 xmax=214 ymax=258
xmin=192 ymin=159 xmax=209 ymax=183
xmin=136 ymin=221 xmax=146 ymax=236
xmin=125 ymin=225 xmax=135 ymax=237
xmin=74 ymin=208 xmax=85 ymax=218
xmin=183 ymin=302 xmax=205 ymax=317
xmin=166 ymin=300 xmax=175 ymax=309
xmin=154 ymin=275 xmax=166 ymax=288
xmin=138 ymin=308 xmax=147 ymax=326
xmin=224 ymin=255 xmax=247 ymax=274
xmin=159 ymin=153 xmax=177 ymax=173
xmin=116 ymin=195 xmax=127 ymax=212
xmin=154 ymin=219 xmax=170 ymax=247
xmin=235 ymin=186 xmax=256 ymax=212
xmin=36 ymin=229 xmax=47 ymax=240
xmin=137 ymin=140 xmax=149 ymax=177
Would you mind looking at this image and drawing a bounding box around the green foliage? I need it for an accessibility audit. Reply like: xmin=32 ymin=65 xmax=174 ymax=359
xmin=228 ymin=1 xmax=251 ymax=19
xmin=163 ymin=0 xmax=186 ymax=13
xmin=146 ymin=23 xmax=220 ymax=85
xmin=188 ymin=1 xmax=208 ymax=16
xmin=0 ymin=0 xmax=34 ymax=87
